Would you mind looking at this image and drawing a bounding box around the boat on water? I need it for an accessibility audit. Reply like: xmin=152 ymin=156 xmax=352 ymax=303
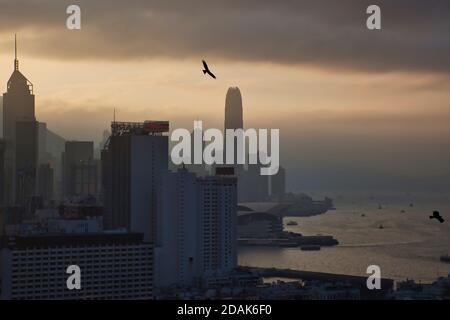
xmin=361 ymin=214 xmax=366 ymax=217
xmin=409 ymin=203 xmax=414 ymax=207
xmin=440 ymin=255 xmax=450 ymax=263
xmin=401 ymin=210 xmax=406 ymax=213
xmin=379 ymin=225 xmax=384 ymax=229
xmin=300 ymin=245 xmax=321 ymax=251
xmin=286 ymin=221 xmax=298 ymax=226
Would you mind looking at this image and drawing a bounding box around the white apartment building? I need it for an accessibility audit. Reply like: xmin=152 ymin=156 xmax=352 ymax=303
xmin=155 ymin=168 xmax=201 ymax=288
xmin=155 ymin=167 xmax=238 ymax=289
xmin=198 ymin=170 xmax=238 ymax=275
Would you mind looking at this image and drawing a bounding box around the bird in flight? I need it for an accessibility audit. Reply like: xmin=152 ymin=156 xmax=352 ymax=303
xmin=430 ymin=211 xmax=445 ymax=223
xmin=202 ymin=60 xmax=216 ymax=79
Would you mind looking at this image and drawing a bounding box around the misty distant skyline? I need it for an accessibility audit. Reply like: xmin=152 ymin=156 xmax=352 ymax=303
xmin=1 ymin=0 xmax=449 ymax=193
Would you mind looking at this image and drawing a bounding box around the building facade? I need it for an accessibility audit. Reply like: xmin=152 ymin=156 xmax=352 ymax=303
xmin=155 ymin=168 xmax=201 ymax=288
xmin=15 ymin=120 xmax=38 ymax=206
xmin=102 ymin=121 xmax=169 ymax=242
xmin=0 ymin=233 xmax=153 ymax=300
xmin=37 ymin=163 xmax=54 ymax=204
xmin=198 ymin=169 xmax=238 ymax=275
xmin=0 ymin=139 xmax=6 ymax=206
xmin=62 ymin=141 xmax=95 ymax=198
xmin=155 ymin=167 xmax=238 ymax=289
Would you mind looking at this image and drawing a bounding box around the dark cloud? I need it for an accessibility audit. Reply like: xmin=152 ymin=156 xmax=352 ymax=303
xmin=0 ymin=0 xmax=449 ymax=73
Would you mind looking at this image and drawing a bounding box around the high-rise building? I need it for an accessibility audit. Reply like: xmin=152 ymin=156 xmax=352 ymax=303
xmin=224 ymin=87 xmax=244 ymax=166
xmin=72 ymin=159 xmax=99 ymax=196
xmin=37 ymin=163 xmax=54 ymax=204
xmin=186 ymin=123 xmax=208 ymax=176
xmin=45 ymin=129 xmax=66 ymax=201
xmin=198 ymin=168 xmax=238 ymax=275
xmin=224 ymin=87 xmax=243 ymax=130
xmin=0 ymin=139 xmax=6 ymax=206
xmin=0 ymin=96 xmax=3 ymax=138
xmin=37 ymin=122 xmax=49 ymax=164
xmin=224 ymin=87 xmax=246 ymax=202
xmin=155 ymin=167 xmax=201 ymax=288
xmin=102 ymin=121 xmax=169 ymax=242
xmin=0 ymin=233 xmax=153 ymax=300
xmin=15 ymin=120 xmax=38 ymax=206
xmin=155 ymin=167 xmax=238 ymax=288
xmin=62 ymin=141 xmax=95 ymax=198
xmin=2 ymin=36 xmax=36 ymax=205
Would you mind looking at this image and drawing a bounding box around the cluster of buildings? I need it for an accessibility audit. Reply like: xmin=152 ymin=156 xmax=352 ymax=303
xmin=1 ymin=39 xmax=448 ymax=302
xmin=0 ymin=40 xmax=288 ymax=300
xmin=390 ymin=276 xmax=450 ymax=300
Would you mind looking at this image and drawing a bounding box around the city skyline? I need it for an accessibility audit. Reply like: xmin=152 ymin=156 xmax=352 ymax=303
xmin=0 ymin=1 xmax=449 ymax=193
xmin=0 ymin=0 xmax=450 ymax=303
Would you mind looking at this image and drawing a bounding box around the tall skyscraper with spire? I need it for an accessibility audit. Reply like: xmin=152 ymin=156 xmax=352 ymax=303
xmin=224 ymin=87 xmax=246 ymax=201
xmin=224 ymin=87 xmax=243 ymax=130
xmin=223 ymin=87 xmax=270 ymax=202
xmin=2 ymin=35 xmax=37 ymax=205
xmin=224 ymin=87 xmax=243 ymax=165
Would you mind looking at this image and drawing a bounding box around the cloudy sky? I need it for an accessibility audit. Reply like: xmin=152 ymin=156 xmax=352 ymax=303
xmin=0 ymin=0 xmax=449 ymax=193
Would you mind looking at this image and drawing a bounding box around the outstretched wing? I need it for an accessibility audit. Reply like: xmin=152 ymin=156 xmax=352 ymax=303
xmin=202 ymin=60 xmax=208 ymax=70
xmin=208 ymin=71 xmax=216 ymax=79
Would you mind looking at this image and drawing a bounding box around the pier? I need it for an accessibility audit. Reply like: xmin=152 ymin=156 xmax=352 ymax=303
xmin=242 ymin=266 xmax=395 ymax=299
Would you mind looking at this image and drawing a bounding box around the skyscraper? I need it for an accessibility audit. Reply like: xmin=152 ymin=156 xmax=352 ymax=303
xmin=186 ymin=123 xmax=208 ymax=176
xmin=155 ymin=167 xmax=238 ymax=289
xmin=37 ymin=122 xmax=48 ymax=164
xmin=15 ymin=120 xmax=38 ymax=206
xmin=102 ymin=121 xmax=169 ymax=242
xmin=0 ymin=139 xmax=6 ymax=206
xmin=155 ymin=167 xmax=201 ymax=288
xmin=224 ymin=87 xmax=245 ymax=202
xmin=224 ymin=87 xmax=243 ymax=130
xmin=37 ymin=163 xmax=54 ymax=204
xmin=62 ymin=141 xmax=95 ymax=198
xmin=198 ymin=168 xmax=238 ymax=274
xmin=0 ymin=96 xmax=3 ymax=138
xmin=2 ymin=36 xmax=36 ymax=205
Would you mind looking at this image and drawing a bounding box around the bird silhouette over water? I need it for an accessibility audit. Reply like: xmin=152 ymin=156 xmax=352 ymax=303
xmin=202 ymin=60 xmax=216 ymax=79
xmin=430 ymin=211 xmax=445 ymax=223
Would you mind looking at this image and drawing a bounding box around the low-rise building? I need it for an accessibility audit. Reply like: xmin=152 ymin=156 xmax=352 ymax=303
xmin=0 ymin=232 xmax=153 ymax=300
xmin=237 ymin=211 xmax=283 ymax=239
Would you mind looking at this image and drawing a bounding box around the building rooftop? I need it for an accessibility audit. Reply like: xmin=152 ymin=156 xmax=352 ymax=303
xmin=0 ymin=232 xmax=147 ymax=249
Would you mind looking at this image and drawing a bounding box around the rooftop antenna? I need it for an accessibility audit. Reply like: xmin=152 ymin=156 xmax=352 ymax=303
xmin=14 ymin=34 xmax=19 ymax=71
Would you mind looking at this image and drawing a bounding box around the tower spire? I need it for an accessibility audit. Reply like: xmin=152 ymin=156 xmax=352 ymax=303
xmin=14 ymin=34 xmax=19 ymax=71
